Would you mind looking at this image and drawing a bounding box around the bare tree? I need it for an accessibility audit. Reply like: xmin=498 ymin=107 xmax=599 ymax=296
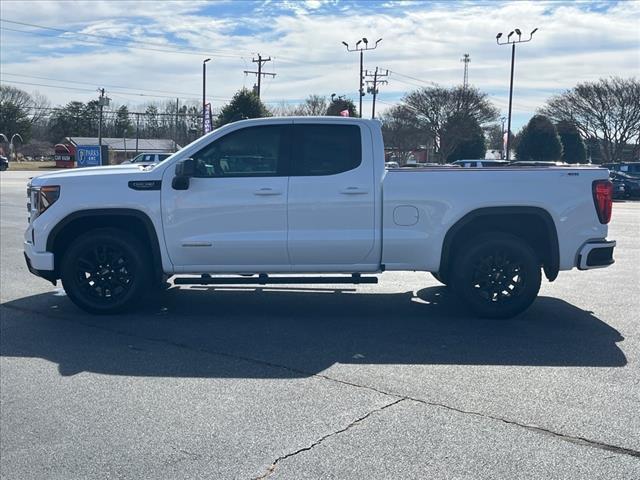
xmin=539 ymin=77 xmax=640 ymax=163
xmin=30 ymin=91 xmax=51 ymax=124
xmin=380 ymin=105 xmax=430 ymax=163
xmin=269 ymin=101 xmax=299 ymax=117
xmin=269 ymin=95 xmax=329 ymax=117
xmin=402 ymin=85 xmax=499 ymax=154
xmin=0 ymin=86 xmax=52 ymax=142
xmin=298 ymin=94 xmax=328 ymax=116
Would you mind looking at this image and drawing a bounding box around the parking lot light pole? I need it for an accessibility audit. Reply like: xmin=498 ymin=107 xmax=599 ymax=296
xmin=496 ymin=28 xmax=538 ymax=162
xmin=342 ymin=38 xmax=382 ymax=118
xmin=202 ymin=58 xmax=211 ymax=136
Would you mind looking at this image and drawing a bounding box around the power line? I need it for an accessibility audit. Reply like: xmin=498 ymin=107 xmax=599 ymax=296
xmin=1 ymin=73 xmax=226 ymax=100
xmin=388 ymin=70 xmax=439 ymax=87
xmin=1 ymin=79 xmax=96 ymax=93
xmin=0 ymin=19 xmax=245 ymax=59
xmin=385 ymin=76 xmax=425 ymax=90
xmin=0 ymin=79 xmax=201 ymax=101
xmin=2 ymin=79 xmax=305 ymax=107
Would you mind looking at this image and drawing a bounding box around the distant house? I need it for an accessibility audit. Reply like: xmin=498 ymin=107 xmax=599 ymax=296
xmin=57 ymin=137 xmax=180 ymax=166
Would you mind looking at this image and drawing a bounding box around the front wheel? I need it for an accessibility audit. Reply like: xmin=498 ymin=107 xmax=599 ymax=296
xmin=60 ymin=228 xmax=150 ymax=314
xmin=451 ymin=233 xmax=541 ymax=319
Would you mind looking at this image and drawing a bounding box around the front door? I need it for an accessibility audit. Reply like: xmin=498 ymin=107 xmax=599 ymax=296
xmin=161 ymin=124 xmax=291 ymax=271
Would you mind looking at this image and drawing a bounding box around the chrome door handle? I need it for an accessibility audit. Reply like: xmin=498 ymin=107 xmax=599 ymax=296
xmin=254 ymin=188 xmax=282 ymax=196
xmin=340 ymin=187 xmax=368 ymax=195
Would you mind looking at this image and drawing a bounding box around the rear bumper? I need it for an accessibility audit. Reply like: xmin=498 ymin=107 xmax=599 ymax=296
xmin=577 ymin=240 xmax=616 ymax=270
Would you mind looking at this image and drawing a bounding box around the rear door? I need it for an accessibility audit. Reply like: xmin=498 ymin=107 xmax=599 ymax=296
xmin=287 ymin=122 xmax=377 ymax=269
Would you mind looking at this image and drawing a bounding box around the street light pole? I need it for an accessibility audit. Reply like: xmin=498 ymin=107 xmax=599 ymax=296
xmin=342 ymin=38 xmax=382 ymax=118
xmin=202 ymin=58 xmax=211 ymax=136
xmin=500 ymin=116 xmax=506 ymax=159
xmin=496 ymin=28 xmax=538 ymax=162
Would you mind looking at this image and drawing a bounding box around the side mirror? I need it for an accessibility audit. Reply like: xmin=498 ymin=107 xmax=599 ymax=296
xmin=175 ymin=158 xmax=195 ymax=177
xmin=172 ymin=158 xmax=195 ymax=190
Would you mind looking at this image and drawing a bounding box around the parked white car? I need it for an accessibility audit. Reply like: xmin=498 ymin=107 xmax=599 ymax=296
xmin=125 ymin=152 xmax=172 ymax=164
xmin=452 ymin=159 xmax=510 ymax=168
xmin=25 ymin=117 xmax=616 ymax=318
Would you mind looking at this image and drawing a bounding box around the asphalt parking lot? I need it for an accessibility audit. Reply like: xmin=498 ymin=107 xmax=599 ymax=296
xmin=1 ymin=170 xmax=639 ymax=479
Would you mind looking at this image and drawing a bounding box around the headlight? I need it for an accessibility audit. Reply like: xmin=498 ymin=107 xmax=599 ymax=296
xmin=28 ymin=185 xmax=60 ymax=221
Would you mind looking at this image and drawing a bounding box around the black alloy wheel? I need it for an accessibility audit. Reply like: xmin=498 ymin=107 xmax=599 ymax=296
xmin=451 ymin=233 xmax=541 ymax=318
xmin=61 ymin=228 xmax=150 ymax=314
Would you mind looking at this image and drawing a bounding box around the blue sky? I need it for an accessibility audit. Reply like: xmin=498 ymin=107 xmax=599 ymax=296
xmin=1 ymin=0 xmax=639 ymax=131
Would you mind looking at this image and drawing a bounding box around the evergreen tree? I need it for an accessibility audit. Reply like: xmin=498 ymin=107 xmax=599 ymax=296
xmin=441 ymin=113 xmax=486 ymax=162
xmin=515 ymin=115 xmax=563 ymax=162
xmin=144 ymin=105 xmax=160 ymax=137
xmin=556 ymin=120 xmax=586 ymax=164
xmin=325 ymin=97 xmax=357 ymax=117
xmin=83 ymin=100 xmax=101 ymax=137
xmin=216 ymin=88 xmax=270 ymax=126
xmin=114 ymin=105 xmax=133 ymax=138
xmin=47 ymin=101 xmax=86 ymax=142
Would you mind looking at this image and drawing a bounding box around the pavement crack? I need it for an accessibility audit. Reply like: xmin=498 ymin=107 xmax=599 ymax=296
xmin=6 ymin=303 xmax=640 ymax=461
xmin=253 ymin=398 xmax=405 ymax=479
xmin=403 ymin=396 xmax=640 ymax=459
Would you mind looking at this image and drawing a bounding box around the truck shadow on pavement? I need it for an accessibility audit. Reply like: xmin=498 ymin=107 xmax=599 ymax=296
xmin=0 ymin=285 xmax=627 ymax=378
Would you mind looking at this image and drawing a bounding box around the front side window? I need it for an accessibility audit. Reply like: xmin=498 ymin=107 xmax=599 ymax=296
xmin=293 ymin=124 xmax=362 ymax=176
xmin=192 ymin=125 xmax=287 ymax=178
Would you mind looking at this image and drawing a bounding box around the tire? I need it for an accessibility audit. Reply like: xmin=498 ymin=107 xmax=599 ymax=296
xmin=431 ymin=272 xmax=448 ymax=286
xmin=451 ymin=233 xmax=541 ymax=319
xmin=60 ymin=228 xmax=151 ymax=314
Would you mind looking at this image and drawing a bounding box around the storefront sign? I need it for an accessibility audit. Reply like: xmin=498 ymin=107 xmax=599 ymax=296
xmin=76 ymin=145 xmax=102 ymax=167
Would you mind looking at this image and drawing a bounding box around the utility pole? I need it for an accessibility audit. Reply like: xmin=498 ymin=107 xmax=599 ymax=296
xmin=243 ymin=54 xmax=276 ymax=99
xmin=461 ymin=53 xmax=470 ymax=89
xmin=202 ymin=58 xmax=211 ymax=136
xmin=496 ymin=28 xmax=538 ymax=162
xmin=500 ymin=116 xmax=506 ymax=159
xmin=135 ymin=112 xmax=140 ymax=154
xmin=342 ymin=38 xmax=382 ymax=118
xmin=365 ymin=67 xmax=389 ymax=119
xmin=174 ymin=98 xmax=179 ymax=151
xmin=97 ymin=88 xmax=110 ymax=146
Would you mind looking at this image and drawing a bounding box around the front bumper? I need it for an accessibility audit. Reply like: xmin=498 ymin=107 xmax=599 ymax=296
xmin=577 ymin=240 xmax=616 ymax=270
xmin=24 ymin=241 xmax=57 ymax=284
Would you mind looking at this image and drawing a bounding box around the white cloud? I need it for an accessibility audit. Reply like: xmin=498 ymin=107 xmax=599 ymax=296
xmin=1 ymin=0 xmax=638 ymax=131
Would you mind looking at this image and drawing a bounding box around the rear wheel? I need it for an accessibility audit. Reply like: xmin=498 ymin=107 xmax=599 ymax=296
xmin=60 ymin=228 xmax=150 ymax=314
xmin=451 ymin=233 xmax=541 ymax=318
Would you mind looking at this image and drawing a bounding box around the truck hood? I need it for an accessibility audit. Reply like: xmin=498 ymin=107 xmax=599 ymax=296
xmin=30 ymin=164 xmax=151 ymax=186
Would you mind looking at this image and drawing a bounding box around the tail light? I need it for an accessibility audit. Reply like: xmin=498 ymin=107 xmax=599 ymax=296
xmin=592 ymin=180 xmax=612 ymax=224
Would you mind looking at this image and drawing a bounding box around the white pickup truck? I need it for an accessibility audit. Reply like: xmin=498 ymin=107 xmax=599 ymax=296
xmin=24 ymin=117 xmax=616 ymax=318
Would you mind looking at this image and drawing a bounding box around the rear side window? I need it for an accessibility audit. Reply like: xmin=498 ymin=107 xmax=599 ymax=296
xmin=293 ymin=124 xmax=361 ymax=176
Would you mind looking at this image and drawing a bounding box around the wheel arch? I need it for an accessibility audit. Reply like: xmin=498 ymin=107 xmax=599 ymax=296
xmin=439 ymin=206 xmax=560 ymax=283
xmin=47 ymin=208 xmax=164 ymax=283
